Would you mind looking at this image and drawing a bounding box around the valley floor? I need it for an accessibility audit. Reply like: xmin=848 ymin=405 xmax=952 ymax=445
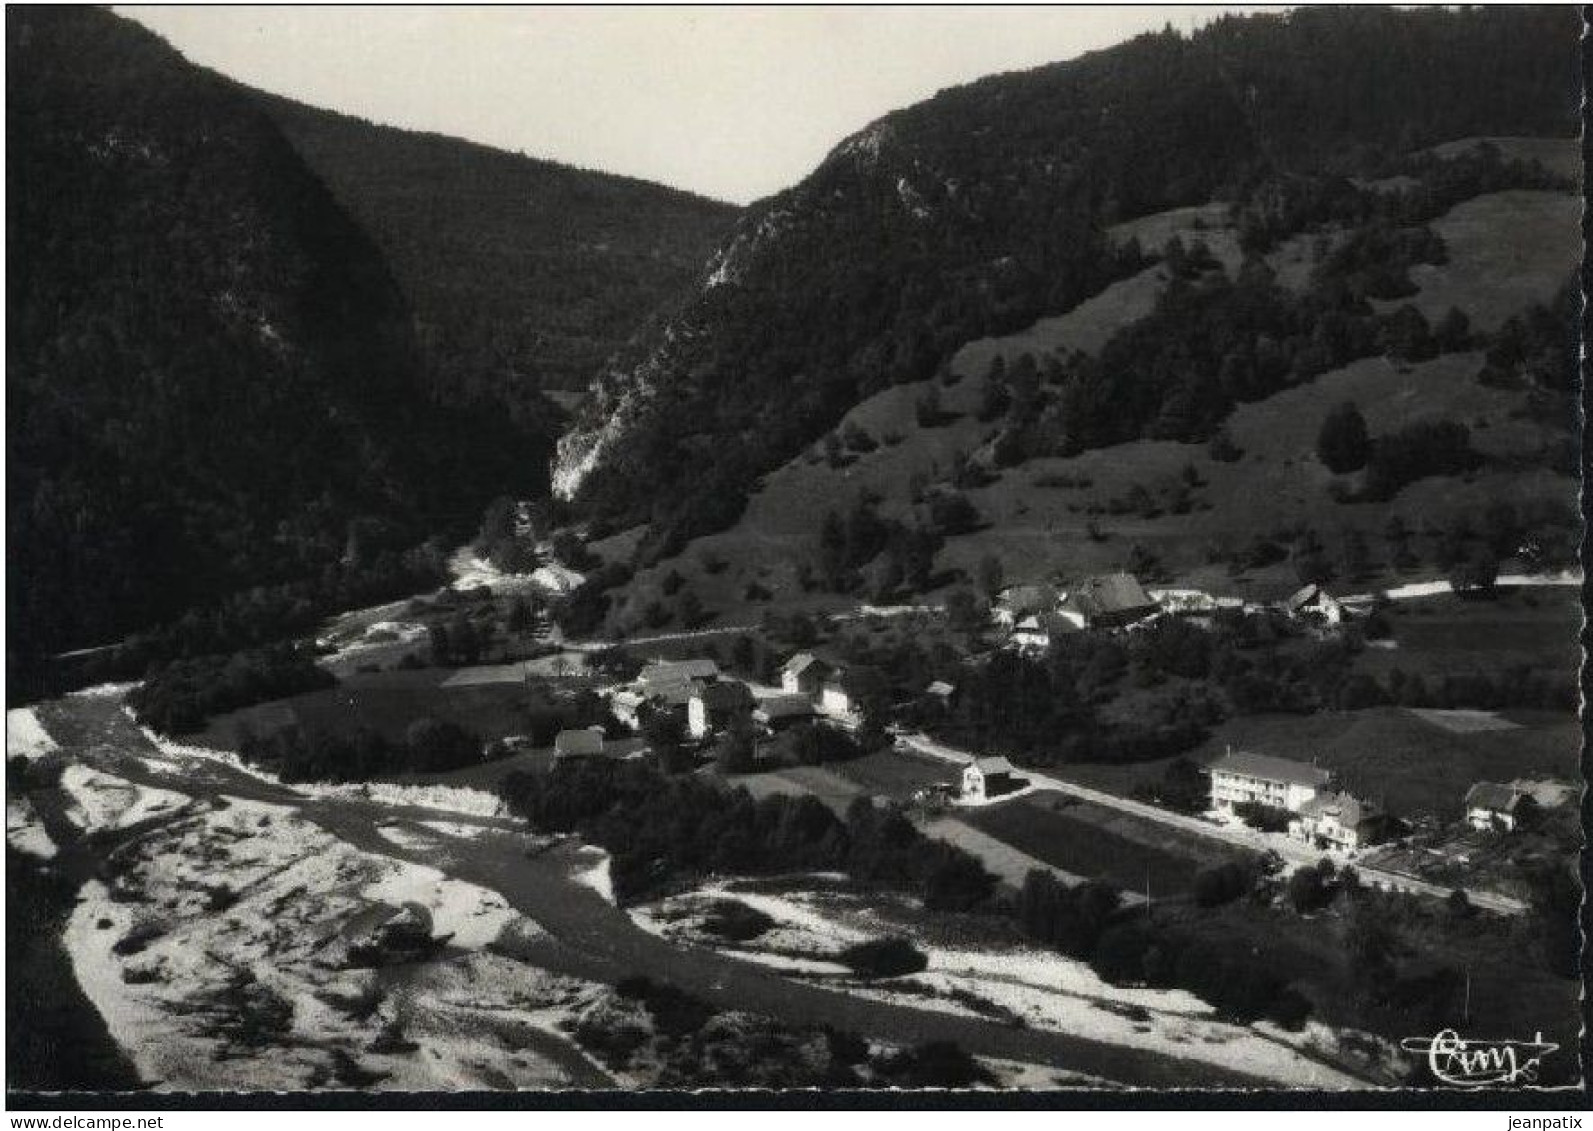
xmin=6 ymin=692 xmax=1393 ymax=1093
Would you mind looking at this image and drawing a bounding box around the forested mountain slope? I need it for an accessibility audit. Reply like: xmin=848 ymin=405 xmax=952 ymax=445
xmin=254 ymin=92 xmax=739 ymax=424
xmin=554 ymin=6 xmax=1580 ymax=570
xmin=6 ymin=7 xmax=538 ymax=667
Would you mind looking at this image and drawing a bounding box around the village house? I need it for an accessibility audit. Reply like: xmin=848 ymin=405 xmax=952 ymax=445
xmin=961 ymin=756 xmax=1023 ymax=803
xmin=1289 ymin=790 xmax=1382 ymax=853
xmin=820 ymin=673 xmax=857 ymax=717
xmin=553 ymin=726 xmax=607 ymax=760
xmin=1464 ymin=782 xmax=1531 ymax=831
xmin=752 ymin=694 xmax=817 ymax=732
xmin=1011 ymin=612 xmax=1079 ymax=653
xmin=780 ymin=652 xmax=833 ymax=698
xmin=1057 ymin=573 xmax=1160 ymax=631
xmin=608 ymin=687 xmax=648 ymax=731
xmin=1208 ymin=749 xmax=1333 ymax=815
xmin=647 ymin=678 xmax=703 ymax=711
xmin=923 ymin=680 xmax=957 ymax=710
xmin=1282 ymin=583 xmax=1345 ymax=626
xmin=687 ymin=680 xmax=755 ymax=740
xmin=639 ymin=658 xmax=721 ymax=688
xmin=992 ymin=583 xmax=1059 ymax=628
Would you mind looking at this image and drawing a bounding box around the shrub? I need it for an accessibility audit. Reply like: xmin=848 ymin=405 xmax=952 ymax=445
xmin=838 ymin=936 xmax=928 ymax=978
xmin=1316 ymin=401 xmax=1370 ymax=473
xmin=701 ymin=900 xmax=775 ymax=942
xmin=1232 ymin=801 xmax=1292 ymax=833
xmin=1193 ymin=861 xmax=1253 ymax=908
xmin=879 ymin=1041 xmax=994 ymax=1088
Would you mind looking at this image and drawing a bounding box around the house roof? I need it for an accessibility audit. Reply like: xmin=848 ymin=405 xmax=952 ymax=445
xmin=693 ymin=680 xmax=754 ymax=711
xmin=968 ymin=756 xmax=1016 ymax=776
xmin=554 ymin=727 xmax=605 ymax=754
xmin=755 ymin=694 xmax=816 ymax=720
xmin=639 ymin=658 xmax=719 ymax=685
xmin=1298 ymin=790 xmax=1378 ymax=827
xmin=1284 ymin=584 xmax=1341 ymax=613
xmin=925 ymin=680 xmax=956 ymax=697
xmin=998 ymin=584 xmax=1059 ymax=617
xmin=1063 ymin=573 xmax=1157 ymax=619
xmin=1464 ymin=782 xmax=1522 ymax=812
xmin=781 ymin=652 xmax=831 ymax=677
xmin=1209 ymin=750 xmax=1332 ymax=788
xmin=643 ymin=678 xmax=703 ymax=707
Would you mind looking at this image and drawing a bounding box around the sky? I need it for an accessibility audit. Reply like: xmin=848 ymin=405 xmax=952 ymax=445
xmin=119 ymin=5 xmax=1283 ymax=205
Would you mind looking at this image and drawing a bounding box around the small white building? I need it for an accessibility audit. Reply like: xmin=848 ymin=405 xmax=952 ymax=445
xmin=608 ymin=688 xmax=648 ymax=731
xmin=1209 ymin=749 xmax=1332 ymax=815
xmin=1465 ymin=782 xmax=1527 ymax=831
xmin=1289 ymin=791 xmax=1381 ymax=853
xmin=1011 ymin=613 xmax=1077 ymax=654
xmin=553 ymin=726 xmax=606 ymax=759
xmin=992 ymin=584 xmax=1059 ymax=629
xmin=961 ymin=756 xmax=1021 ymax=803
xmin=780 ymin=653 xmax=833 ymax=698
xmin=820 ymin=676 xmax=855 ymax=716
xmin=1282 ymin=583 xmax=1344 ymax=626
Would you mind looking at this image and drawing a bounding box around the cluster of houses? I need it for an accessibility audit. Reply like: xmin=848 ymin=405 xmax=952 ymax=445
xmin=1208 ymin=748 xmax=1575 ymax=852
xmin=993 ymin=572 xmax=1364 ymax=653
xmin=555 ymin=651 xmax=876 ymax=762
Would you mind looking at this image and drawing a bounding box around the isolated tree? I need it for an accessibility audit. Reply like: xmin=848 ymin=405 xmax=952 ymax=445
xmin=1316 ymin=401 xmax=1370 ymax=473
xmin=1434 ymin=306 xmax=1472 ymax=353
xmin=1379 ymin=304 xmax=1437 ymax=363
xmin=713 ymin=719 xmax=757 ymax=775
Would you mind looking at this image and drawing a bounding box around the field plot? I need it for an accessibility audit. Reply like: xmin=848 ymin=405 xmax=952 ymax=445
xmin=201 ymin=668 xmax=541 ymax=752
xmin=1357 ymin=588 xmax=1581 ymax=682
xmin=830 ymin=749 xmax=952 ymax=799
xmin=1429 ymin=136 xmax=1581 ymax=183
xmin=963 ymin=794 xmax=1248 ymax=898
xmin=1194 ymin=707 xmax=1578 ymax=819
xmin=1371 ymin=189 xmax=1578 ymax=332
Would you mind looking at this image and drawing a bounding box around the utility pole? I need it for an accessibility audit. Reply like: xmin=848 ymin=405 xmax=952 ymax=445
xmin=1145 ymin=863 xmax=1152 ymax=919
xmin=1462 ymin=967 xmax=1471 ymax=1027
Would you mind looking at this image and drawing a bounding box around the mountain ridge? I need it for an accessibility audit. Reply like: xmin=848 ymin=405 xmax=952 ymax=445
xmin=553 ymin=6 xmax=1580 ymax=563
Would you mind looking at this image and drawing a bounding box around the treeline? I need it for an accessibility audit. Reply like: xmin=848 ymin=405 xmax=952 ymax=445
xmin=993 ymin=228 xmax=1462 ymax=466
xmin=238 ymin=717 xmax=483 ymax=783
xmin=500 ymin=759 xmax=996 ymax=906
xmin=37 ymin=543 xmax=450 ymax=702
xmin=8 ymin=9 xmax=544 ymax=681
xmin=923 ymin=614 xmax=1357 ymax=766
xmin=809 ymin=494 xmax=948 ymax=599
xmin=1016 ymin=870 xmax=1310 ymax=1026
xmin=1338 ymin=666 xmax=1575 ymax=713
xmin=1231 ymin=139 xmax=1573 ymax=255
xmin=127 ymin=644 xmax=335 ymax=736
